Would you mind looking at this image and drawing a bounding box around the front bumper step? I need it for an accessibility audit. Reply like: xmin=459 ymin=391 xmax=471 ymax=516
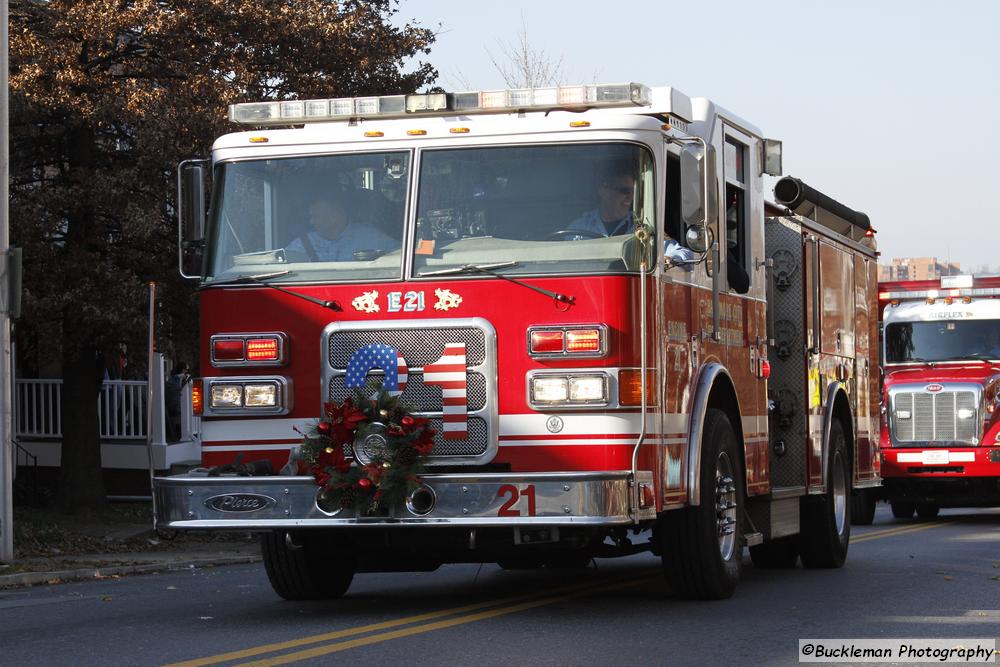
xmin=153 ymin=471 xmax=655 ymax=529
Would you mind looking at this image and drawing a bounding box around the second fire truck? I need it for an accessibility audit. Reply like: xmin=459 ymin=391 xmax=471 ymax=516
xmin=155 ymin=81 xmax=880 ymax=600
xmin=878 ymin=274 xmax=1000 ymax=519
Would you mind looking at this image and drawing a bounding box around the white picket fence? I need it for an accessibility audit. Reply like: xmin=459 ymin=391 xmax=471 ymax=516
xmin=15 ymin=379 xmax=149 ymax=440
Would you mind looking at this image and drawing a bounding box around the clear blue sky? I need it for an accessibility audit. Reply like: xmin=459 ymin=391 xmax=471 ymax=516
xmin=397 ymin=0 xmax=1000 ymax=271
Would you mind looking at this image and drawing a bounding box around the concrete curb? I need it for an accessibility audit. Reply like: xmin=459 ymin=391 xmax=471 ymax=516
xmin=0 ymin=554 xmax=262 ymax=589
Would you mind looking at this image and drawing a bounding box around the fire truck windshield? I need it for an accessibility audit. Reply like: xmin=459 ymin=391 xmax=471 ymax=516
xmin=203 ymin=142 xmax=655 ymax=284
xmin=885 ymin=319 xmax=1000 ymax=363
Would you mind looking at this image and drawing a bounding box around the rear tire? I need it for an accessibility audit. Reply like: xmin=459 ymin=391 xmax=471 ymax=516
xmin=658 ymin=409 xmax=744 ymax=599
xmin=890 ymin=501 xmax=916 ymax=520
xmin=799 ymin=420 xmax=850 ymax=568
xmin=916 ymin=503 xmax=939 ymax=519
xmin=850 ymin=488 xmax=877 ymax=526
xmin=749 ymin=536 xmax=799 ymax=568
xmin=260 ymin=531 xmax=355 ymax=600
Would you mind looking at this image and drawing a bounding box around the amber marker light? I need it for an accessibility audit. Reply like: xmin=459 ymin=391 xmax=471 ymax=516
xmin=364 ymin=131 xmax=385 ymax=137
xmin=569 ymin=121 xmax=591 ymax=128
xmin=618 ymin=370 xmax=657 ymax=406
xmin=449 ymin=127 xmax=471 ymax=134
xmin=407 ymin=129 xmax=428 ymax=135
xmin=191 ymin=379 xmax=204 ymax=416
xmin=248 ymin=136 xmax=269 ymax=143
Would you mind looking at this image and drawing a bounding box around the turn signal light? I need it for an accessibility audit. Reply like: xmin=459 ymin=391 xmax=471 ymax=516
xmin=246 ymin=338 xmax=279 ymax=361
xmin=191 ymin=379 xmax=204 ymax=416
xmin=566 ymin=329 xmax=601 ymax=353
xmin=618 ymin=369 xmax=657 ymax=406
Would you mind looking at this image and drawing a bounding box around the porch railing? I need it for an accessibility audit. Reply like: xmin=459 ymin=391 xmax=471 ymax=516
xmin=15 ymin=379 xmax=149 ymax=440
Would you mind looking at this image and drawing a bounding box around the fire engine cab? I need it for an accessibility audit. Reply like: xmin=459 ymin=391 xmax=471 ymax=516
xmin=878 ymin=274 xmax=1000 ymax=519
xmin=157 ymin=82 xmax=880 ymax=600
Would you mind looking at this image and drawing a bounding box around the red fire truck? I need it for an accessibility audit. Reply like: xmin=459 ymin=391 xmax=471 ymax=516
xmin=878 ymin=274 xmax=1000 ymax=519
xmin=156 ymin=82 xmax=880 ymax=600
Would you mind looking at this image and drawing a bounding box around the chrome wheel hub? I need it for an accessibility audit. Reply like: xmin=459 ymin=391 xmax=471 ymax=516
xmin=715 ymin=452 xmax=737 ymax=560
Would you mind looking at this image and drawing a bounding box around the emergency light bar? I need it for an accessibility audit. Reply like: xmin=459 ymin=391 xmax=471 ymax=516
xmin=881 ymin=288 xmax=1000 ymax=300
xmin=229 ymin=83 xmax=653 ymax=126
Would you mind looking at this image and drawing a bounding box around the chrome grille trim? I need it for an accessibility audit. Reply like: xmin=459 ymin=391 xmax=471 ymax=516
xmin=888 ymin=383 xmax=982 ymax=446
xmin=322 ymin=317 xmax=498 ymax=465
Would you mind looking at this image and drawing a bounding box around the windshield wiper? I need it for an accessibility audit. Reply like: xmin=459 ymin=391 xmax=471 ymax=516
xmin=419 ymin=262 xmax=575 ymax=306
xmin=209 ymin=271 xmax=343 ymax=312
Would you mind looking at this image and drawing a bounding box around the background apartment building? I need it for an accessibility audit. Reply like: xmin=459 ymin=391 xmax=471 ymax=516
xmin=878 ymin=256 xmax=962 ymax=282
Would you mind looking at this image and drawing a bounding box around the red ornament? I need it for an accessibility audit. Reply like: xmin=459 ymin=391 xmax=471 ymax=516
xmin=401 ymin=416 xmax=414 ymax=427
xmin=358 ymin=478 xmax=373 ymax=489
xmin=317 ymin=421 xmax=332 ymax=435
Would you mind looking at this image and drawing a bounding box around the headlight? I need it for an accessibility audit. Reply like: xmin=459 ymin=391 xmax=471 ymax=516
xmin=532 ymin=377 xmax=569 ymax=403
xmin=244 ymin=383 xmax=278 ymax=407
xmin=211 ymin=384 xmax=244 ymax=408
xmin=569 ymin=376 xmax=606 ymax=401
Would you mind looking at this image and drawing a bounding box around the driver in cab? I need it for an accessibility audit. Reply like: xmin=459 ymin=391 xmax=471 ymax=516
xmin=285 ymin=191 xmax=395 ymax=262
xmin=566 ymin=166 xmax=635 ymax=238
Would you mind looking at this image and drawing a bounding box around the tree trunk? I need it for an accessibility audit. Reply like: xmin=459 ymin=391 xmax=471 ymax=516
xmin=55 ymin=336 xmax=108 ymax=511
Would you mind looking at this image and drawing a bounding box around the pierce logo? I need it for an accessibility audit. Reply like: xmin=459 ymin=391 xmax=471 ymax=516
xmin=925 ymin=384 xmax=944 ymax=393
xmin=205 ymin=493 xmax=276 ymax=513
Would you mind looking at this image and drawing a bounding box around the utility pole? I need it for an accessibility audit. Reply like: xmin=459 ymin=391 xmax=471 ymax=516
xmin=0 ymin=0 xmax=13 ymax=562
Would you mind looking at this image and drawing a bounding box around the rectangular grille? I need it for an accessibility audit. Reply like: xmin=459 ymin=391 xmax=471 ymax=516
xmin=892 ymin=390 xmax=978 ymax=444
xmin=323 ymin=318 xmax=497 ymax=463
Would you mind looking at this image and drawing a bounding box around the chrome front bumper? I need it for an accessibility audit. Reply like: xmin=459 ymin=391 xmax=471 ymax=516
xmin=153 ymin=471 xmax=656 ymax=529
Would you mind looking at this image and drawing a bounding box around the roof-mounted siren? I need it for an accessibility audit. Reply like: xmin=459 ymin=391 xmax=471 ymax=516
xmin=773 ymin=176 xmax=875 ymax=247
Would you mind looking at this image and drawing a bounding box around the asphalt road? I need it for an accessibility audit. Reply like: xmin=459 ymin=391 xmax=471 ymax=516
xmin=2 ymin=505 xmax=998 ymax=667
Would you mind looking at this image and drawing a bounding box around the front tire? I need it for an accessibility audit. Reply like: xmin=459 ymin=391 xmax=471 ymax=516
xmin=799 ymin=420 xmax=850 ymax=568
xmin=659 ymin=409 xmax=744 ymax=599
xmin=260 ymin=531 xmax=355 ymax=600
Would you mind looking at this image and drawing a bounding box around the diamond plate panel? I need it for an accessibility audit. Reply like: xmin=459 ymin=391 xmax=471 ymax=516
xmin=765 ymin=217 xmax=807 ymax=487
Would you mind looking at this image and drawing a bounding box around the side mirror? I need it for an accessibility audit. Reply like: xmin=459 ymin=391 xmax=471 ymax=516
xmin=679 ymin=146 xmax=705 ymax=226
xmin=180 ymin=163 xmax=207 ymax=242
xmin=679 ymin=143 xmax=717 ymax=253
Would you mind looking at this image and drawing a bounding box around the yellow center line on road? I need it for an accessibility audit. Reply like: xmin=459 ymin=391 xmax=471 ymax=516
xmin=852 ymin=520 xmax=948 ymax=543
xmin=233 ymin=574 xmax=657 ymax=667
xmin=164 ymin=569 xmax=659 ymax=667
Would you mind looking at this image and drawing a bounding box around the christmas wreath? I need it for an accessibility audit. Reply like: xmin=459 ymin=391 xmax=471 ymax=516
xmin=296 ymin=390 xmax=435 ymax=515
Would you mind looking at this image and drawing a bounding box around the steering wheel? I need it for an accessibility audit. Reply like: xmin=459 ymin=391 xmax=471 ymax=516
xmin=544 ymin=229 xmax=605 ymax=241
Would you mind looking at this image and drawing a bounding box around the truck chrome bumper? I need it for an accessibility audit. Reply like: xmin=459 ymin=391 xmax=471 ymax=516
xmin=153 ymin=471 xmax=655 ymax=529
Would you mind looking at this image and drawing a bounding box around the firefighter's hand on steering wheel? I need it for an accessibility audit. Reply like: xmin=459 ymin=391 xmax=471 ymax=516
xmin=544 ymin=229 xmax=605 ymax=241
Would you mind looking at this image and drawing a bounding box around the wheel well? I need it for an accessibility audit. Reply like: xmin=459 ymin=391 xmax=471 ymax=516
xmin=707 ymin=374 xmax=745 ymax=466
